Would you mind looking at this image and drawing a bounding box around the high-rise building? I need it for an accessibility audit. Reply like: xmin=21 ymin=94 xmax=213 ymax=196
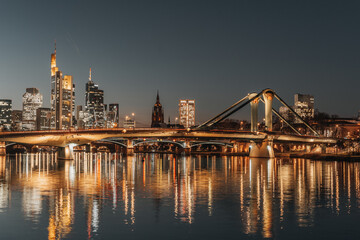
xmin=50 ymin=43 xmax=75 ymax=130
xmin=84 ymin=68 xmax=105 ymax=128
xmin=0 ymin=99 xmax=12 ymax=130
xmin=11 ymin=110 xmax=22 ymax=131
xmin=22 ymin=88 xmax=43 ymax=131
xmin=107 ymin=103 xmax=119 ymax=128
xmin=151 ymin=92 xmax=165 ymax=127
xmin=294 ymin=93 xmax=314 ymax=122
xmin=75 ymin=105 xmax=86 ymax=129
xmin=179 ymin=99 xmax=195 ymax=128
xmin=36 ymin=108 xmax=51 ymax=130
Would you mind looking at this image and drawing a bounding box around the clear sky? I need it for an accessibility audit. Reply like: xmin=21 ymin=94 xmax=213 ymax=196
xmin=1 ymin=0 xmax=360 ymax=125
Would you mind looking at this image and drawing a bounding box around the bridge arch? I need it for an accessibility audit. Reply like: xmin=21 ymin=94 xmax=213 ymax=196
xmin=98 ymin=139 xmax=128 ymax=148
xmin=190 ymin=141 xmax=233 ymax=148
xmin=133 ymin=139 xmax=185 ymax=148
xmin=5 ymin=142 xmax=17 ymax=148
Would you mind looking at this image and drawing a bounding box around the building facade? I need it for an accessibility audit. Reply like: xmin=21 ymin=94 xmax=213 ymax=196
xmin=22 ymin=88 xmax=43 ymax=131
xmin=11 ymin=110 xmax=22 ymax=131
xmin=36 ymin=108 xmax=51 ymax=130
xmin=0 ymin=99 xmax=12 ymax=130
xmin=151 ymin=92 xmax=165 ymax=127
xmin=179 ymin=99 xmax=195 ymax=128
xmin=76 ymin=105 xmax=86 ymax=129
xmin=50 ymin=43 xmax=75 ymax=130
xmin=107 ymin=103 xmax=119 ymax=128
xmin=124 ymin=116 xmax=135 ymax=128
xmin=84 ymin=68 xmax=105 ymax=128
xmin=294 ymin=93 xmax=314 ymax=122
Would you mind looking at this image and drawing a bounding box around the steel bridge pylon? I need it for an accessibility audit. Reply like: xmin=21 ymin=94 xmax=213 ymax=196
xmin=197 ymin=88 xmax=320 ymax=158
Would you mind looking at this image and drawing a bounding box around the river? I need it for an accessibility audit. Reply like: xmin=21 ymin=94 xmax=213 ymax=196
xmin=0 ymin=153 xmax=359 ymax=239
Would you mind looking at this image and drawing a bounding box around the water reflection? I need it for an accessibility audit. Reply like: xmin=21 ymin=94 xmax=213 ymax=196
xmin=0 ymin=153 xmax=359 ymax=239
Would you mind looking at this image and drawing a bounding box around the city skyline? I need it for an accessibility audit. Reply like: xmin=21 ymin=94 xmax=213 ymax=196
xmin=1 ymin=1 xmax=360 ymax=124
xmin=1 ymin=2 xmax=360 ymax=239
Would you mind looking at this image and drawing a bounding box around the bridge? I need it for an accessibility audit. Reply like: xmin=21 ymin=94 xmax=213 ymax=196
xmin=0 ymin=89 xmax=337 ymax=158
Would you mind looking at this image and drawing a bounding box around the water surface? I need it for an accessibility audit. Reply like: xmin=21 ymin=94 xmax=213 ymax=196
xmin=0 ymin=153 xmax=359 ymax=239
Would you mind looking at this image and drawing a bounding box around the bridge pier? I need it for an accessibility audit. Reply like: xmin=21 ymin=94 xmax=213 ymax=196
xmin=58 ymin=145 xmax=75 ymax=160
xmin=249 ymin=139 xmax=275 ymax=158
xmin=249 ymin=93 xmax=259 ymax=132
xmin=126 ymin=139 xmax=134 ymax=155
xmin=0 ymin=142 xmax=5 ymax=156
xmin=183 ymin=140 xmax=191 ymax=155
xmin=263 ymin=90 xmax=274 ymax=131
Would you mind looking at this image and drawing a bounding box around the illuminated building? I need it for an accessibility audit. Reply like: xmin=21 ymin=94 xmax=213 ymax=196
xmin=151 ymin=91 xmax=165 ymax=127
xmin=124 ymin=116 xmax=135 ymax=128
xmin=179 ymin=99 xmax=195 ymax=128
xmin=50 ymin=43 xmax=75 ymax=130
xmin=76 ymin=105 xmax=85 ymax=129
xmin=279 ymin=106 xmax=292 ymax=121
xmin=107 ymin=103 xmax=119 ymax=128
xmin=22 ymin=88 xmax=43 ymax=131
xmin=294 ymin=93 xmax=314 ymax=122
xmin=85 ymin=68 xmax=105 ymax=128
xmin=278 ymin=94 xmax=314 ymax=123
xmin=11 ymin=110 xmax=22 ymax=131
xmin=0 ymin=99 xmax=12 ymax=130
xmin=36 ymin=107 xmax=51 ymax=130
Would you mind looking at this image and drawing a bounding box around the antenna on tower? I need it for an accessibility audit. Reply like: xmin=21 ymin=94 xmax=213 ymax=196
xmin=89 ymin=67 xmax=92 ymax=81
xmin=54 ymin=39 xmax=56 ymax=54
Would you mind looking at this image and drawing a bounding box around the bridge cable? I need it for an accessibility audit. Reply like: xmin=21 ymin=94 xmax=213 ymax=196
xmin=273 ymin=92 xmax=319 ymax=136
xmin=197 ymin=95 xmax=250 ymax=129
xmin=205 ymin=90 xmax=265 ymax=128
xmin=258 ymin=98 xmax=301 ymax=135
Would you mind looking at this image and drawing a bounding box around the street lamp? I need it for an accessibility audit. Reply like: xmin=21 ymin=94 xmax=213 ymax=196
xmin=175 ymin=117 xmax=178 ymax=128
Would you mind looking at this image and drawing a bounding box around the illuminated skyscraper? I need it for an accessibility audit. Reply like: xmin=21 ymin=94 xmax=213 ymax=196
xmin=36 ymin=108 xmax=51 ymax=130
xmin=22 ymin=88 xmax=43 ymax=131
xmin=151 ymin=91 xmax=165 ymax=127
xmin=50 ymin=43 xmax=75 ymax=130
xmin=179 ymin=99 xmax=195 ymax=128
xmin=107 ymin=103 xmax=119 ymax=128
xmin=0 ymin=99 xmax=12 ymax=130
xmin=84 ymin=68 xmax=105 ymax=128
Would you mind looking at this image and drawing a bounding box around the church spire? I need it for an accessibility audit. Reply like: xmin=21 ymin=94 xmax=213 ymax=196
xmin=151 ymin=90 xmax=164 ymax=127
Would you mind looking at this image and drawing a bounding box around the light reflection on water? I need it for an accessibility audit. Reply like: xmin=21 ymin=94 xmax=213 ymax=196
xmin=0 ymin=153 xmax=360 ymax=239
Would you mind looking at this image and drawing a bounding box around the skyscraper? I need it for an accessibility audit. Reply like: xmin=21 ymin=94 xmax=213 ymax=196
xmin=107 ymin=103 xmax=119 ymax=128
xmin=84 ymin=68 xmax=105 ymax=128
xmin=50 ymin=43 xmax=75 ymax=130
xmin=179 ymin=99 xmax=195 ymax=128
xmin=11 ymin=110 xmax=22 ymax=131
xmin=0 ymin=99 xmax=12 ymax=130
xmin=151 ymin=91 xmax=165 ymax=127
xmin=22 ymin=88 xmax=43 ymax=131
xmin=36 ymin=108 xmax=51 ymax=130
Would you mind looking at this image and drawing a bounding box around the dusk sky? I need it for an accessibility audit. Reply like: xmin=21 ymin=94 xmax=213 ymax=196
xmin=1 ymin=0 xmax=360 ymax=125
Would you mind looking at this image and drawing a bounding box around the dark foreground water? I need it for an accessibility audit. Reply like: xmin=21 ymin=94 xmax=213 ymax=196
xmin=0 ymin=153 xmax=360 ymax=239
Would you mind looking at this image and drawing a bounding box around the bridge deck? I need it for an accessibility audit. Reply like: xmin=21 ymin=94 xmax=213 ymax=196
xmin=0 ymin=128 xmax=336 ymax=147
